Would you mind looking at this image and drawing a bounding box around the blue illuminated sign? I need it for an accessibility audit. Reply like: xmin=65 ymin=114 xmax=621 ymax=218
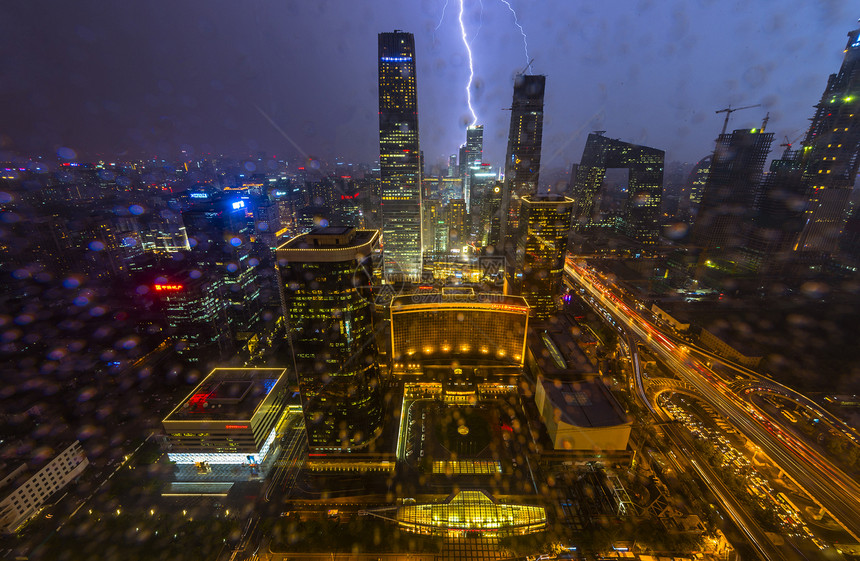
xmin=853 ymin=34 xmax=860 ymax=48
xmin=190 ymin=192 xmax=208 ymax=199
xmin=232 ymin=200 xmax=245 ymax=210
xmin=380 ymin=56 xmax=412 ymax=62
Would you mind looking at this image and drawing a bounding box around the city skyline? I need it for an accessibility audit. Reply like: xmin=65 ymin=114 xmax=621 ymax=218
xmin=2 ymin=2 xmax=858 ymax=172
xmin=3 ymin=6 xmax=860 ymax=560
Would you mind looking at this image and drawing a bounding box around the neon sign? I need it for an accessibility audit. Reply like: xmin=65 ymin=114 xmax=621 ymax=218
xmin=232 ymin=200 xmax=245 ymax=209
xmin=381 ymin=56 xmax=412 ymax=62
xmin=190 ymin=192 xmax=208 ymax=199
xmin=154 ymin=284 xmax=183 ymax=291
xmin=224 ymin=425 xmax=248 ymax=429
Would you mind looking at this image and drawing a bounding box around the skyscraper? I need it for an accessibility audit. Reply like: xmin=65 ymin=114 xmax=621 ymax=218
xmin=510 ymin=194 xmax=573 ymax=320
xmin=743 ymin=146 xmax=807 ymax=274
xmin=571 ymin=133 xmax=665 ymax=245
xmin=691 ymin=128 xmax=773 ymax=253
xmin=794 ymin=27 xmax=860 ymax=256
xmin=378 ymin=30 xmax=422 ymax=281
xmin=277 ymin=227 xmax=384 ymax=452
xmin=499 ymin=75 xmax=546 ymax=250
xmin=460 ymin=125 xmax=483 ymax=213
xmin=469 ymin=163 xmax=497 ymax=244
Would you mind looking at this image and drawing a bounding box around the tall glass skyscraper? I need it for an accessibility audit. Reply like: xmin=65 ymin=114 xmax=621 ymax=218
xmin=378 ymin=30 xmax=422 ymax=281
xmin=499 ymin=75 xmax=546 ymax=250
xmin=460 ymin=125 xmax=483 ymax=213
xmin=277 ymin=227 xmax=383 ymax=452
xmin=795 ymin=27 xmax=860 ymax=256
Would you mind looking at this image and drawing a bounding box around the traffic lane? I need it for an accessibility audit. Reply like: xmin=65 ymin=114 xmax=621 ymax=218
xmin=565 ymin=266 xmax=860 ymax=540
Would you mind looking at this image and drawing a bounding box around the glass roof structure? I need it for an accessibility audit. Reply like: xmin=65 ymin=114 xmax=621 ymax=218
xmin=397 ymin=490 xmax=546 ymax=536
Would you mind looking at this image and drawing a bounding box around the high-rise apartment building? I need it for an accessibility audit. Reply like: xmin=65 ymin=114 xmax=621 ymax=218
xmin=794 ymin=27 xmax=860 ymax=256
xmin=509 ymin=194 xmax=573 ymax=320
xmin=691 ymin=128 xmax=773 ymax=252
xmin=277 ymin=227 xmax=384 ymax=452
xmin=446 ymin=199 xmax=467 ymax=249
xmin=500 ymin=75 xmax=546 ymax=250
xmin=378 ymin=30 xmax=422 ymax=281
xmin=571 ymin=133 xmax=665 ymax=244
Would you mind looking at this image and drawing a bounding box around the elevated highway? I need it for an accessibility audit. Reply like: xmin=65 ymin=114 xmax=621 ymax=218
xmin=565 ymin=258 xmax=860 ymax=543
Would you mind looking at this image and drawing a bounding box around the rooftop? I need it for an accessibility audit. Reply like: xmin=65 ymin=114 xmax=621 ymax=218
xmin=526 ymin=315 xmax=598 ymax=379
xmin=275 ymin=228 xmax=379 ymax=261
xmin=539 ymin=377 xmax=629 ymax=428
xmin=163 ymin=368 xmax=287 ymax=423
xmin=391 ymin=292 xmax=529 ymax=311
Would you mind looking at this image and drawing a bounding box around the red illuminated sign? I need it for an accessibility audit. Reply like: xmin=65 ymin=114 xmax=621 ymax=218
xmin=154 ymin=284 xmax=183 ymax=291
xmin=340 ymin=192 xmax=359 ymax=200
xmin=224 ymin=425 xmax=249 ymax=429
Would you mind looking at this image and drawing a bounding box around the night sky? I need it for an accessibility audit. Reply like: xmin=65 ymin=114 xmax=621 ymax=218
xmin=1 ymin=1 xmax=856 ymax=171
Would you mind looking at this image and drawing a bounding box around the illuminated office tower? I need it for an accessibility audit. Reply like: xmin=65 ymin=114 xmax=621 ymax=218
xmin=691 ymin=128 xmax=773 ymax=253
xmin=469 ymin=164 xmax=497 ymax=244
xmin=510 ymin=194 xmax=573 ymax=320
xmin=459 ymin=125 xmax=483 ymax=212
xmin=378 ymin=30 xmax=422 ymax=281
xmin=794 ymin=27 xmax=860 ymax=256
xmin=571 ymin=133 xmax=665 ymax=244
xmin=500 ymin=75 xmax=546 ymax=250
xmin=277 ymin=227 xmax=383 ymax=452
xmin=151 ymin=272 xmax=232 ymax=363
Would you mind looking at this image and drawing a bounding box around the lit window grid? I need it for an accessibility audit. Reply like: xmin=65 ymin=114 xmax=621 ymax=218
xmin=392 ymin=307 xmax=527 ymax=364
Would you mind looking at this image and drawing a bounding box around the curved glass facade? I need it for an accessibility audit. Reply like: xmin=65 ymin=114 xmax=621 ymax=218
xmin=397 ymin=490 xmax=546 ymax=537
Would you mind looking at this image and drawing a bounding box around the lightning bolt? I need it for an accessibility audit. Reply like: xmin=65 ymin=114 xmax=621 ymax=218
xmin=498 ymin=0 xmax=530 ymax=68
xmin=458 ymin=0 xmax=478 ymax=126
xmin=434 ymin=0 xmax=449 ymax=32
xmin=472 ymin=0 xmax=484 ymax=42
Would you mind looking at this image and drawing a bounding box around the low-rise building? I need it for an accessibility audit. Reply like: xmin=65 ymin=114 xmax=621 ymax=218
xmin=162 ymin=367 xmax=290 ymax=466
xmin=0 ymin=440 xmax=88 ymax=533
xmin=535 ymin=377 xmax=632 ymax=452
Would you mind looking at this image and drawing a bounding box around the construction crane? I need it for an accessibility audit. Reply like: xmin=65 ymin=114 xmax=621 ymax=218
xmin=715 ymin=104 xmax=762 ymax=135
xmin=779 ymin=132 xmax=804 ymax=156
